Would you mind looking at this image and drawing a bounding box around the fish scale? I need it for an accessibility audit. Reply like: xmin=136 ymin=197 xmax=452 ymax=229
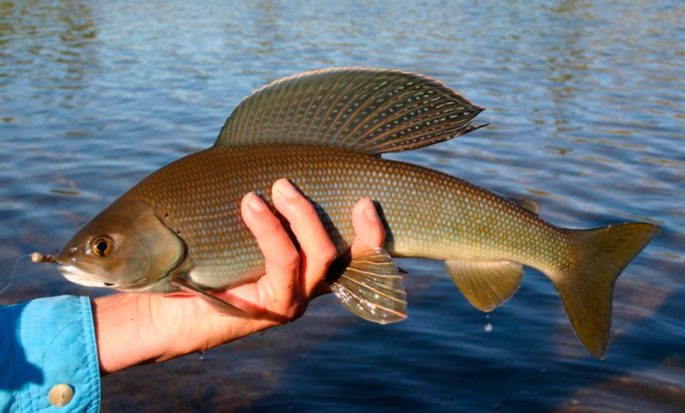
xmin=54 ymin=68 xmax=659 ymax=357
xmin=123 ymin=143 xmax=570 ymax=289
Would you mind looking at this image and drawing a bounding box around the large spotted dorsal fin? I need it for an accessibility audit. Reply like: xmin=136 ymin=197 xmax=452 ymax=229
xmin=215 ymin=67 xmax=484 ymax=154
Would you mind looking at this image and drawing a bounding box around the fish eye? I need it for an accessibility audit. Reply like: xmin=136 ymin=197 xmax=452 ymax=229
xmin=90 ymin=235 xmax=113 ymax=257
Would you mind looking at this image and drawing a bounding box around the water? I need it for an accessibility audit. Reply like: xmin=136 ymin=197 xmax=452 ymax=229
xmin=1 ymin=1 xmax=684 ymax=411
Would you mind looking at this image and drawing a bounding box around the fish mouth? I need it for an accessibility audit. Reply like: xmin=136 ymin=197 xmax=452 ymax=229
xmin=58 ymin=265 xmax=117 ymax=288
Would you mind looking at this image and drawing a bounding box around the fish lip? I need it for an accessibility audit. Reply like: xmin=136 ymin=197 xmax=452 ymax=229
xmin=57 ymin=264 xmax=153 ymax=290
xmin=54 ymin=246 xmax=78 ymax=266
xmin=58 ymin=264 xmax=117 ymax=288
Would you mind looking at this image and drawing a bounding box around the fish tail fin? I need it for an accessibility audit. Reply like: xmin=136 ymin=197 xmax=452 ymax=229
xmin=551 ymin=222 xmax=659 ymax=357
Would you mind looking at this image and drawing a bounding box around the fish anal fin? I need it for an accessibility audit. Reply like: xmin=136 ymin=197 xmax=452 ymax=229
xmin=328 ymin=247 xmax=407 ymax=324
xmin=445 ymin=260 xmax=524 ymax=312
xmin=171 ymin=277 xmax=249 ymax=318
xmin=216 ymin=67 xmax=483 ymax=154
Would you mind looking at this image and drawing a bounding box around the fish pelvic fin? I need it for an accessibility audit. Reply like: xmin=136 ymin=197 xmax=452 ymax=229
xmin=328 ymin=247 xmax=407 ymax=324
xmin=445 ymin=260 xmax=524 ymax=312
xmin=553 ymin=222 xmax=660 ymax=358
xmin=215 ymin=67 xmax=484 ymax=154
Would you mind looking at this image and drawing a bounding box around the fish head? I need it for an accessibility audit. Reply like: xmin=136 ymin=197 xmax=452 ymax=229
xmin=56 ymin=199 xmax=185 ymax=291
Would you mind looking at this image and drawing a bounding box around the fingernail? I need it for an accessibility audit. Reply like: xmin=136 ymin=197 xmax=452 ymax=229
xmin=246 ymin=192 xmax=266 ymax=212
xmin=362 ymin=198 xmax=378 ymax=221
xmin=274 ymin=179 xmax=299 ymax=200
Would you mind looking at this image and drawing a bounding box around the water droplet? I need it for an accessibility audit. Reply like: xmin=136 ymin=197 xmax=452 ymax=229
xmin=484 ymin=322 xmax=493 ymax=332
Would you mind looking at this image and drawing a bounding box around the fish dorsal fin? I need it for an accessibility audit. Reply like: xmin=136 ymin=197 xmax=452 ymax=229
xmin=445 ymin=260 xmax=523 ymax=312
xmin=216 ymin=67 xmax=484 ymax=154
xmin=511 ymin=197 xmax=541 ymax=215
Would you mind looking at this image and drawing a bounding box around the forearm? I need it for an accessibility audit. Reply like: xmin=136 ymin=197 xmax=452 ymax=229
xmin=92 ymin=292 xmax=276 ymax=373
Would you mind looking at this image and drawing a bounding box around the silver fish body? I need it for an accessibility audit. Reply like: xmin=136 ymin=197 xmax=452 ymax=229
xmin=119 ymin=144 xmax=564 ymax=290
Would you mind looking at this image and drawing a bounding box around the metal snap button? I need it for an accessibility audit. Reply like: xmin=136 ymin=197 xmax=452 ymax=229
xmin=48 ymin=383 xmax=74 ymax=407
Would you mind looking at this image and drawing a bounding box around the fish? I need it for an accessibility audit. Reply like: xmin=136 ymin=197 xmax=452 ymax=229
xmin=49 ymin=67 xmax=659 ymax=357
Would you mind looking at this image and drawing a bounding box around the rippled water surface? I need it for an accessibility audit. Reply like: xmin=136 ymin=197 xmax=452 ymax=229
xmin=1 ymin=1 xmax=684 ymax=412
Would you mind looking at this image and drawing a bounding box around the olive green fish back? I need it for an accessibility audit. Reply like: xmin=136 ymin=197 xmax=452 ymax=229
xmin=215 ymin=67 xmax=484 ymax=154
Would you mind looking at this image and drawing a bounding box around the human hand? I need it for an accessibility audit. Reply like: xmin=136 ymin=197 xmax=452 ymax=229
xmin=92 ymin=179 xmax=385 ymax=373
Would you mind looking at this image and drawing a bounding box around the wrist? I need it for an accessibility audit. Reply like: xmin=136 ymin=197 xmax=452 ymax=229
xmin=92 ymin=293 xmax=166 ymax=373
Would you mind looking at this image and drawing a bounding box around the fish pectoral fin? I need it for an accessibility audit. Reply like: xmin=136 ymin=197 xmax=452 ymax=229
xmin=328 ymin=247 xmax=407 ymax=324
xmin=445 ymin=260 xmax=524 ymax=312
xmin=171 ymin=277 xmax=249 ymax=318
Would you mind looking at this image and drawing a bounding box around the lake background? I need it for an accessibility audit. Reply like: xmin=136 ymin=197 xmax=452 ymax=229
xmin=1 ymin=1 xmax=684 ymax=412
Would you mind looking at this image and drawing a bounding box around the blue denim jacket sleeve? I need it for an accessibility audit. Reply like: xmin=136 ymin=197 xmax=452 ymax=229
xmin=0 ymin=296 xmax=100 ymax=412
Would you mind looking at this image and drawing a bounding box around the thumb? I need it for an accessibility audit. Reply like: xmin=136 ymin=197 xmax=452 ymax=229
xmin=350 ymin=198 xmax=385 ymax=256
